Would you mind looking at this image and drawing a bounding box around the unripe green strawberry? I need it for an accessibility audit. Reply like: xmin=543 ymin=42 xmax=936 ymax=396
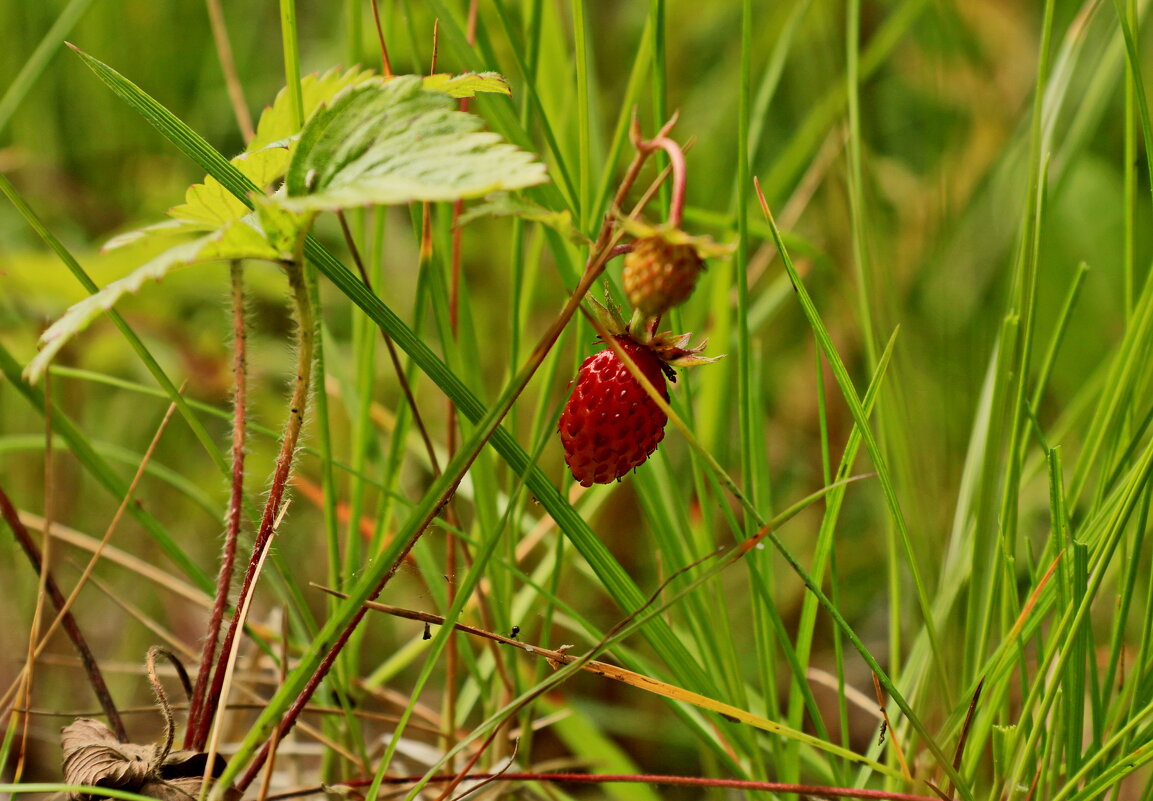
xmin=558 ymin=336 xmax=670 ymax=486
xmin=622 ymin=235 xmax=705 ymax=318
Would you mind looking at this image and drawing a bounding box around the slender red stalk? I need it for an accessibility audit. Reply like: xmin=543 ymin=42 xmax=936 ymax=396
xmin=204 ymin=0 xmax=254 ymax=142
xmin=191 ymin=262 xmax=314 ymax=750
xmin=272 ymin=772 xmax=941 ymax=801
xmin=639 ymin=137 xmax=687 ymax=228
xmin=231 ymin=118 xmax=680 ymax=788
xmin=185 ymin=262 xmax=248 ymax=747
xmin=336 ymin=210 xmax=441 ymax=473
xmin=629 ymin=111 xmax=688 ymax=228
xmin=443 ymin=2 xmax=474 ymax=753
xmin=369 ymin=0 xmax=392 ymax=77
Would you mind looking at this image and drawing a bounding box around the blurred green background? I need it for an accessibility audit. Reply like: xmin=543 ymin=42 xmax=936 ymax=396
xmin=1 ymin=0 xmax=1151 ymax=792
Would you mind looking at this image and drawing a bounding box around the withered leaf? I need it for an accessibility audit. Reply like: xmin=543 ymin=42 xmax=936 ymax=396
xmin=61 ymin=719 xmax=241 ymax=801
xmin=62 ymin=719 xmax=153 ymax=798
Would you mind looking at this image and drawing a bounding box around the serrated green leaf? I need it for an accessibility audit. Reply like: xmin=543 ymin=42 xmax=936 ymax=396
xmin=456 ymin=193 xmax=589 ymax=244
xmin=252 ymin=192 xmax=311 ymax=255
xmin=420 ymin=71 xmax=511 ymax=97
xmin=105 ymin=147 xmax=292 ymax=255
xmin=233 ymin=144 xmax=291 ymax=187
xmin=167 ymin=174 xmax=250 ymax=227
xmin=248 ymin=66 xmax=376 ymax=152
xmin=25 ymin=219 xmax=282 ymax=384
xmin=102 ymin=219 xmax=201 ymax=251
xmin=168 ymin=147 xmax=290 ymax=227
xmin=281 ymin=76 xmax=547 ymax=212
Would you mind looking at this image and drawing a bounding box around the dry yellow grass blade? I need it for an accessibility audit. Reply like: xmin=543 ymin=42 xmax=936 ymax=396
xmin=313 ymin=585 xmax=901 ymax=780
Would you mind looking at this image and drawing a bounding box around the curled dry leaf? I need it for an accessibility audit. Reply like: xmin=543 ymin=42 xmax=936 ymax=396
xmin=61 ymin=718 xmax=241 ymax=801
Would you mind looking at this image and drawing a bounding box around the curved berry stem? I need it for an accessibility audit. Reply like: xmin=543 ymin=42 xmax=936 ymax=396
xmin=630 ymin=110 xmax=688 ymax=228
xmin=641 ymin=138 xmax=687 ymax=228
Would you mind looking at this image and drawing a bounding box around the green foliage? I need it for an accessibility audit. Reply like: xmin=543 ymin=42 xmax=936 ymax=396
xmin=23 ymin=219 xmax=283 ymax=383
xmin=281 ymin=76 xmax=547 ymax=211
xmin=3 ymin=2 xmax=1153 ymax=801
xmin=456 ymin=192 xmax=589 ymax=243
xmin=22 ymin=65 xmax=544 ymax=385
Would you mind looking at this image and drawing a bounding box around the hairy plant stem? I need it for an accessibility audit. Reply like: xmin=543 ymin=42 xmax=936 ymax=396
xmin=185 ymin=262 xmax=248 ymax=747
xmin=191 ymin=257 xmax=315 ymax=750
xmin=230 ymin=120 xmax=677 ymax=790
xmin=0 ymin=484 xmax=126 ymax=741
xmin=234 ymin=247 xmax=614 ymax=792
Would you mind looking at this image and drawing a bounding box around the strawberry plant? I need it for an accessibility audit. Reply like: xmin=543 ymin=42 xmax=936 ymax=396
xmin=3 ymin=2 xmax=1153 ymax=801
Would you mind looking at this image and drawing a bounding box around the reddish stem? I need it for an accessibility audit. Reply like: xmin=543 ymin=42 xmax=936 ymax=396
xmin=231 ymin=116 xmax=679 ymax=788
xmin=279 ymin=772 xmax=941 ymax=801
xmin=191 ymin=262 xmax=314 ymax=750
xmin=369 ymin=0 xmax=392 ymax=77
xmin=185 ymin=262 xmax=248 ymax=747
xmin=629 ymin=110 xmax=688 ymax=228
xmin=640 ymin=137 xmax=687 ymax=228
xmin=337 ymin=211 xmax=442 ymax=474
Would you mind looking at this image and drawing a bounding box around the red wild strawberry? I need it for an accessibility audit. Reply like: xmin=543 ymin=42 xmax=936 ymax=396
xmin=558 ymin=336 xmax=670 ymax=487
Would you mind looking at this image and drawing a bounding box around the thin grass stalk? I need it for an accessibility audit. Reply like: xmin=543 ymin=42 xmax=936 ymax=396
xmin=443 ymin=6 xmax=478 ymax=750
xmin=0 ymin=485 xmax=126 ymax=741
xmin=17 ymin=386 xmax=57 ymax=779
xmin=571 ymin=0 xmax=593 ymax=230
xmin=1124 ymin=0 xmax=1138 ymax=317
xmin=0 ymin=0 xmax=95 ymax=137
xmin=203 ymin=0 xmax=254 ymax=141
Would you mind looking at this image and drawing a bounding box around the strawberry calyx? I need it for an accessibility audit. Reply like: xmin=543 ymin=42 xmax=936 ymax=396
xmin=587 ymin=284 xmax=722 ymax=370
xmin=616 ymin=215 xmax=735 ymax=262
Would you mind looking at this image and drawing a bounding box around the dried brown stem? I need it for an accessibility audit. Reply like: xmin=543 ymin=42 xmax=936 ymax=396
xmin=369 ymin=0 xmax=392 ymax=77
xmin=204 ymin=0 xmax=254 ymax=142
xmin=948 ymin=678 xmax=984 ymax=798
xmin=146 ymin=646 xmax=186 ymax=766
xmin=0 ymin=484 xmax=126 ymax=741
xmin=256 ymin=610 xmax=291 ymax=801
xmin=186 ymin=261 xmax=248 ymax=747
